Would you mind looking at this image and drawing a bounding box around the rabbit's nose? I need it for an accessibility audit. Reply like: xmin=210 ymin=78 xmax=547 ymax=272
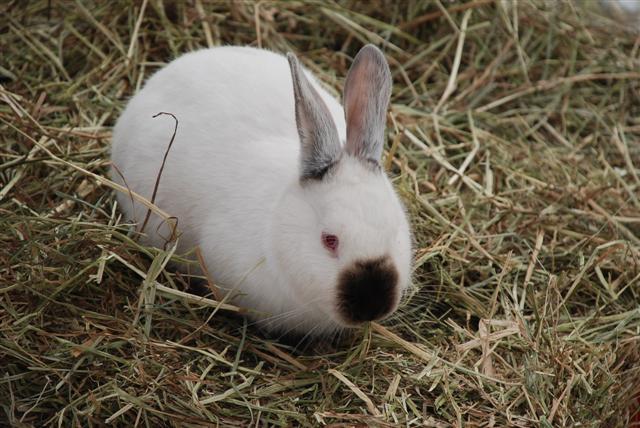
xmin=337 ymin=256 xmax=398 ymax=323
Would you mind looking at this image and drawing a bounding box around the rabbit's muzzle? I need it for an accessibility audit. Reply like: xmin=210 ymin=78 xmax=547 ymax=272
xmin=336 ymin=256 xmax=399 ymax=323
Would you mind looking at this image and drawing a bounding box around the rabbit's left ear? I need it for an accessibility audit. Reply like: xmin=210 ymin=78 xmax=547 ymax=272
xmin=287 ymin=53 xmax=342 ymax=181
xmin=343 ymin=45 xmax=392 ymax=163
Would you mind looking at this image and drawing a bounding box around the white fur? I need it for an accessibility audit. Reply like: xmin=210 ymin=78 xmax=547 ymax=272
xmin=111 ymin=46 xmax=412 ymax=336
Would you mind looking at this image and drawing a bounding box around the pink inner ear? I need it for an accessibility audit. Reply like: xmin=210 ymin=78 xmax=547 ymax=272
xmin=342 ymin=46 xmax=391 ymax=161
xmin=322 ymin=232 xmax=339 ymax=254
xmin=344 ymin=63 xmax=372 ymax=157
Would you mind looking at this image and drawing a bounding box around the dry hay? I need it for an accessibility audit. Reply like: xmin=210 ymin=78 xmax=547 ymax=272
xmin=1 ymin=1 xmax=639 ymax=426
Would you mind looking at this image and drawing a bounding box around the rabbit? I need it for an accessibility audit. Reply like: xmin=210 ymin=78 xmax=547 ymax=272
xmin=111 ymin=44 xmax=412 ymax=337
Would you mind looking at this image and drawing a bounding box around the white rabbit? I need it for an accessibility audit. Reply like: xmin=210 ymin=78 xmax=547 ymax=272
xmin=111 ymin=45 xmax=412 ymax=336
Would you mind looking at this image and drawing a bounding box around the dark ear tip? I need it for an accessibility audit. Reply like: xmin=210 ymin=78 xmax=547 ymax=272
xmin=357 ymin=44 xmax=385 ymax=60
xmin=352 ymin=45 xmax=391 ymax=79
xmin=361 ymin=43 xmax=382 ymax=53
xmin=286 ymin=53 xmax=301 ymax=89
xmin=286 ymin=52 xmax=299 ymax=68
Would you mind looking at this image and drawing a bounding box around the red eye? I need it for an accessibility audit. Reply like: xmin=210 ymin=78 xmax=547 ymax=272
xmin=322 ymin=233 xmax=339 ymax=254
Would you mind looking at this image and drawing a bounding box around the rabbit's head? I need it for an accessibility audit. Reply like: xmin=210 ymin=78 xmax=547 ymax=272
xmin=268 ymin=45 xmax=412 ymax=335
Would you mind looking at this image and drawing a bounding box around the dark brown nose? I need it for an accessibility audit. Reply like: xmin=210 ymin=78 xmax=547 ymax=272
xmin=337 ymin=256 xmax=398 ymax=323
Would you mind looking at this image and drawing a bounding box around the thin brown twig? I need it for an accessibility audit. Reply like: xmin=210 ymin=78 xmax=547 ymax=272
xmin=140 ymin=112 xmax=179 ymax=236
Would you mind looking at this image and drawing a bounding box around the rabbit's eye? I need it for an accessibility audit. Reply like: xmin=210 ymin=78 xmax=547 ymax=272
xmin=322 ymin=233 xmax=339 ymax=255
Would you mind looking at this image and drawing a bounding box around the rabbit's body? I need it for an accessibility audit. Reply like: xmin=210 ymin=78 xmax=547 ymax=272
xmin=112 ymin=46 xmax=412 ymax=336
xmin=112 ymin=47 xmax=345 ymax=251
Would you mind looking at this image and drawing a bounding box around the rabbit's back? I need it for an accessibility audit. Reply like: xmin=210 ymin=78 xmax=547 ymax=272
xmin=117 ymin=47 xmax=345 ymax=146
xmin=112 ymin=48 xmax=345 ymax=168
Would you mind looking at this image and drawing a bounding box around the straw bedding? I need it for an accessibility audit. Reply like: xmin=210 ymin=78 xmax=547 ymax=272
xmin=1 ymin=1 xmax=639 ymax=426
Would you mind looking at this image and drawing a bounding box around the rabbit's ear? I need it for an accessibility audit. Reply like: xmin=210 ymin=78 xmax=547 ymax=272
xmin=287 ymin=53 xmax=341 ymax=181
xmin=343 ymin=45 xmax=392 ymax=163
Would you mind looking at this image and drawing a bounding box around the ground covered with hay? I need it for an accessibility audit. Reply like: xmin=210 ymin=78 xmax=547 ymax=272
xmin=1 ymin=1 xmax=639 ymax=426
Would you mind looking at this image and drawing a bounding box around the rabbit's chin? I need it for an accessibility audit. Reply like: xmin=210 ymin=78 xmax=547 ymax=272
xmin=248 ymin=291 xmax=399 ymax=339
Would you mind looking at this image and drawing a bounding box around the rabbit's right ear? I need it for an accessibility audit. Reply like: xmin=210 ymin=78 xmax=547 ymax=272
xmin=343 ymin=45 xmax=392 ymax=163
xmin=287 ymin=53 xmax=341 ymax=181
